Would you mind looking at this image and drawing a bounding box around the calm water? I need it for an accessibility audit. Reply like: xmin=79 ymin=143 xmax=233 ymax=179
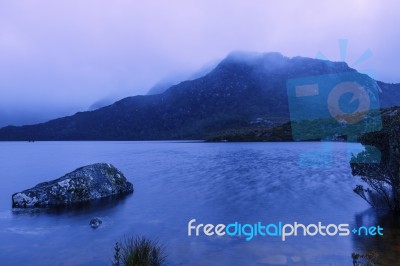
xmin=0 ymin=141 xmax=398 ymax=266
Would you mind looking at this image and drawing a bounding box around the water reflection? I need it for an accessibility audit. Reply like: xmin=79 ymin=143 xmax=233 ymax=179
xmin=11 ymin=194 xmax=133 ymax=217
xmin=352 ymin=208 xmax=400 ymax=265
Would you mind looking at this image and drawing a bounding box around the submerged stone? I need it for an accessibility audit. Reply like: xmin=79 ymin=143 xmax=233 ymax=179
xmin=12 ymin=163 xmax=133 ymax=208
xmin=89 ymin=217 xmax=102 ymax=229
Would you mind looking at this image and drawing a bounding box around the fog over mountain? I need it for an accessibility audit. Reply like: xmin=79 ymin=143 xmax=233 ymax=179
xmin=1 ymin=1 xmax=400 ymax=127
xmin=147 ymin=59 xmax=220 ymax=96
xmin=0 ymin=52 xmax=398 ymax=141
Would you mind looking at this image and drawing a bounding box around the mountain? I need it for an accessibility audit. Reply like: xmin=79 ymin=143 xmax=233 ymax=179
xmin=146 ymin=59 xmax=219 ymax=95
xmin=88 ymin=97 xmax=121 ymax=111
xmin=0 ymin=51 xmax=399 ymax=141
xmin=376 ymin=81 xmax=400 ymax=108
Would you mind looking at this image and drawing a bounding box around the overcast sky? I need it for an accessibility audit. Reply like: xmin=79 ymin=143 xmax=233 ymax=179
xmin=0 ymin=0 xmax=399 ymax=126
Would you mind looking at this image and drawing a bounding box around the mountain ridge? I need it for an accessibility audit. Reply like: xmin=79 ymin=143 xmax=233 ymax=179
xmin=0 ymin=51 xmax=399 ymax=141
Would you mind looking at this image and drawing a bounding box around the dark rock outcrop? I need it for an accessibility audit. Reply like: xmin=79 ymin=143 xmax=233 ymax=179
xmin=12 ymin=163 xmax=133 ymax=208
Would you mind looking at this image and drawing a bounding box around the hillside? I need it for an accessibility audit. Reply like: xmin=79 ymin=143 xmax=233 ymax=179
xmin=0 ymin=51 xmax=398 ymax=141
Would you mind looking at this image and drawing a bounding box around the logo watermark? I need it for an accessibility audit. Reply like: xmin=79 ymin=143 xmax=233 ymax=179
xmin=187 ymin=219 xmax=383 ymax=241
xmin=286 ymin=39 xmax=382 ymax=168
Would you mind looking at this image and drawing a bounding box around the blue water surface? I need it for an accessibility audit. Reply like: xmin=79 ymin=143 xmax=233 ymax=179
xmin=0 ymin=141 xmax=393 ymax=265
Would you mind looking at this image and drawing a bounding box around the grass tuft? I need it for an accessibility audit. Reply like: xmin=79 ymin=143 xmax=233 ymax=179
xmin=113 ymin=236 xmax=166 ymax=266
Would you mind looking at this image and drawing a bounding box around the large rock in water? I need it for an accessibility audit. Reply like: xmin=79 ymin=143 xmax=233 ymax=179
xmin=12 ymin=163 xmax=133 ymax=208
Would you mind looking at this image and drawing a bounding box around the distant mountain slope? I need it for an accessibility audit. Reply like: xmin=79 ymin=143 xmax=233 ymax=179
xmin=0 ymin=51 xmax=399 ymax=141
xmin=146 ymin=59 xmax=219 ymax=95
xmin=377 ymin=81 xmax=400 ymax=108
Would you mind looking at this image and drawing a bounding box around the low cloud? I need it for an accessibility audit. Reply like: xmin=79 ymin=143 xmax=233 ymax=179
xmin=0 ymin=0 xmax=399 ymax=126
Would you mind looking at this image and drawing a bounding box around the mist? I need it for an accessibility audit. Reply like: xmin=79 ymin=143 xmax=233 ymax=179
xmin=0 ymin=0 xmax=399 ymax=127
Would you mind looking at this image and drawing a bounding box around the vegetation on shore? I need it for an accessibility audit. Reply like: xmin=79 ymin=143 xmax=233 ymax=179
xmin=352 ymin=251 xmax=379 ymax=266
xmin=112 ymin=236 xmax=166 ymax=266
xmin=351 ymin=107 xmax=400 ymax=211
xmin=206 ymin=110 xmax=378 ymax=142
xmin=206 ymin=123 xmax=292 ymax=142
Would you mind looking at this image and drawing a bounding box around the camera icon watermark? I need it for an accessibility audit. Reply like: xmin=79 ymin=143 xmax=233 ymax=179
xmin=287 ymin=72 xmax=382 ymax=141
xmin=287 ymin=66 xmax=382 ymax=167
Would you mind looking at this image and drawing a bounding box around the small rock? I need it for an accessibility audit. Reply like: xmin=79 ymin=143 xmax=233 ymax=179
xmin=90 ymin=217 xmax=102 ymax=229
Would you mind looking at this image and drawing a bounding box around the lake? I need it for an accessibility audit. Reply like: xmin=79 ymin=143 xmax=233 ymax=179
xmin=0 ymin=141 xmax=398 ymax=265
